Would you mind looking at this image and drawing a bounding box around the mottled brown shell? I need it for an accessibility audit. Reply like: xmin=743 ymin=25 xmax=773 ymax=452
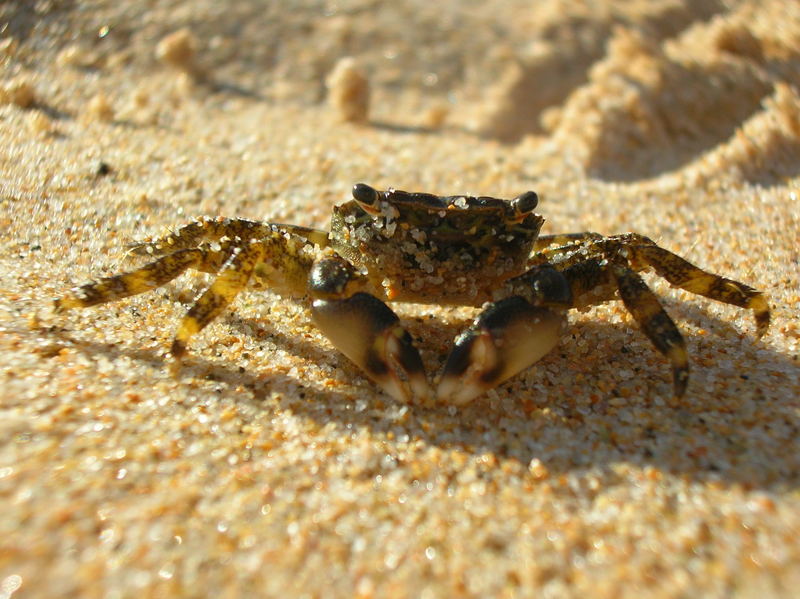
xmin=329 ymin=188 xmax=544 ymax=304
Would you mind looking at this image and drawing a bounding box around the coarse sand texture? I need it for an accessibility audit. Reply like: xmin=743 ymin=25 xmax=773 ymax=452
xmin=1 ymin=1 xmax=799 ymax=597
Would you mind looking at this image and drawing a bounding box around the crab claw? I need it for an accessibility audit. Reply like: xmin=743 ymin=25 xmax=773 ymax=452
xmin=437 ymin=297 xmax=564 ymax=405
xmin=311 ymin=293 xmax=430 ymax=405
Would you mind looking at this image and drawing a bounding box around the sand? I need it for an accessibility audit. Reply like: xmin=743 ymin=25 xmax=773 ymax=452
xmin=1 ymin=0 xmax=799 ymax=597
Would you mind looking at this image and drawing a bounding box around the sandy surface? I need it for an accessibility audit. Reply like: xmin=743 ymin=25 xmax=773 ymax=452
xmin=1 ymin=1 xmax=799 ymax=597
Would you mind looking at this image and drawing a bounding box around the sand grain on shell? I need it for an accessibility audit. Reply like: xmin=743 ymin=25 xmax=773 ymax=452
xmin=1 ymin=0 xmax=799 ymax=597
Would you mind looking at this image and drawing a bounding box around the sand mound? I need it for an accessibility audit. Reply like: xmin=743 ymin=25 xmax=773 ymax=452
xmin=475 ymin=0 xmax=800 ymax=183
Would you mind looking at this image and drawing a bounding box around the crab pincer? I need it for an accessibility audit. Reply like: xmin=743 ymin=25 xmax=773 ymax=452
xmin=437 ymin=297 xmax=565 ymax=405
xmin=308 ymin=255 xmax=430 ymax=404
xmin=311 ymin=293 xmax=430 ymax=404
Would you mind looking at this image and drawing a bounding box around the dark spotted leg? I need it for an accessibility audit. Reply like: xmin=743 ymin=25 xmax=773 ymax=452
xmin=125 ymin=217 xmax=329 ymax=258
xmin=632 ymin=243 xmax=770 ymax=336
xmin=437 ymin=267 xmax=571 ymax=405
xmin=308 ymin=256 xmax=429 ymax=405
xmin=170 ymin=242 xmax=266 ymax=357
xmin=126 ymin=217 xmax=252 ymax=257
xmin=57 ymin=229 xmax=315 ymax=362
xmin=611 ymin=264 xmax=690 ymax=397
xmin=54 ymin=242 xmax=233 ymax=312
xmin=171 ymin=230 xmax=318 ymax=356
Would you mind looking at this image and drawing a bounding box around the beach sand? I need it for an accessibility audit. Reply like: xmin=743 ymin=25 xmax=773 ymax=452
xmin=1 ymin=1 xmax=799 ymax=596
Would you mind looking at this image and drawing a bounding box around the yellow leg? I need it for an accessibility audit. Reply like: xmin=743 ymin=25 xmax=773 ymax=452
xmin=171 ymin=243 xmax=265 ymax=356
xmin=54 ymin=244 xmax=230 ymax=312
xmin=126 ymin=217 xmax=277 ymax=258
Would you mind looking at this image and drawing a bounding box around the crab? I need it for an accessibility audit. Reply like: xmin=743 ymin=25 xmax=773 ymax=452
xmin=55 ymin=184 xmax=770 ymax=405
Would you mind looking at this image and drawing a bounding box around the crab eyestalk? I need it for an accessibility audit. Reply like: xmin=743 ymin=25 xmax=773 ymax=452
xmin=512 ymin=191 xmax=538 ymax=214
xmin=437 ymin=297 xmax=565 ymax=405
xmin=506 ymin=191 xmax=539 ymax=223
xmin=351 ymin=183 xmax=382 ymax=215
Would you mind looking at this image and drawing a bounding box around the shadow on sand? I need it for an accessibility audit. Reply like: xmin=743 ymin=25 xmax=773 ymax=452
xmin=44 ymin=300 xmax=798 ymax=493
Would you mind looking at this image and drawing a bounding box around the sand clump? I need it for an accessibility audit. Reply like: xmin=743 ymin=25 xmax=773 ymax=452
xmin=84 ymin=93 xmax=115 ymax=122
xmin=0 ymin=76 xmax=36 ymax=108
xmin=0 ymin=37 xmax=18 ymax=59
xmin=421 ymin=101 xmax=450 ymax=130
xmin=56 ymin=44 xmax=102 ymax=70
xmin=326 ymin=57 xmax=371 ymax=123
xmin=538 ymin=26 xmax=773 ymax=179
xmin=156 ymin=28 xmax=207 ymax=83
xmin=25 ymin=109 xmax=55 ymax=136
xmin=471 ymin=0 xmax=731 ymax=142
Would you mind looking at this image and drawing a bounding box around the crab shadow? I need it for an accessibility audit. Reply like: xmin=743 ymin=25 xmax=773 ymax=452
xmin=230 ymin=301 xmax=798 ymax=492
xmin=47 ymin=300 xmax=799 ymax=492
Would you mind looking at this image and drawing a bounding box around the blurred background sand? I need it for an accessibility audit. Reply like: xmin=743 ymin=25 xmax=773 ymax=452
xmin=1 ymin=1 xmax=799 ymax=596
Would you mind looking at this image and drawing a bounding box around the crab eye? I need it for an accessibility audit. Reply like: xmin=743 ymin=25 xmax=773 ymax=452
xmin=352 ymin=183 xmax=379 ymax=206
xmin=512 ymin=191 xmax=538 ymax=214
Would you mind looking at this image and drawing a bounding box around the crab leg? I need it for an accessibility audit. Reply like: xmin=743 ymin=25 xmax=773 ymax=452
xmin=549 ymin=253 xmax=692 ymax=397
xmin=632 ymin=242 xmax=770 ymax=336
xmin=170 ymin=242 xmax=265 ymax=357
xmin=531 ymin=232 xmax=769 ymax=397
xmin=56 ymin=230 xmax=318 ymax=362
xmin=308 ymin=256 xmax=430 ymax=405
xmin=126 ymin=217 xmax=274 ymax=257
xmin=533 ymin=232 xmax=770 ymax=336
xmin=171 ymin=232 xmax=317 ymax=356
xmin=54 ymin=242 xmax=234 ymax=312
xmin=126 ymin=217 xmax=329 ymax=258
xmin=610 ymin=264 xmax=690 ymax=397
